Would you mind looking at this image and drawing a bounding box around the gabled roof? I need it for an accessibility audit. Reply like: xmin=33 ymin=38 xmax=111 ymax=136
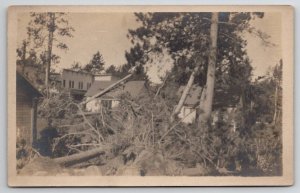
xmin=85 ymin=80 xmax=120 ymax=97
xmin=116 ymin=81 xmax=146 ymax=98
xmin=17 ymin=71 xmax=43 ymax=97
xmin=177 ymin=85 xmax=242 ymax=108
xmin=62 ymin=68 xmax=94 ymax=76
xmin=85 ymin=80 xmax=146 ymax=99
xmin=177 ymin=85 xmax=203 ymax=106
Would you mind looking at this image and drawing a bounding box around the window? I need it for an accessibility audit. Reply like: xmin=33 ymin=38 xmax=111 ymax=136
xmin=87 ymin=82 xmax=91 ymax=89
xmin=78 ymin=82 xmax=83 ymax=90
xmin=63 ymin=80 xmax=65 ymax=87
xmin=102 ymin=100 xmax=112 ymax=109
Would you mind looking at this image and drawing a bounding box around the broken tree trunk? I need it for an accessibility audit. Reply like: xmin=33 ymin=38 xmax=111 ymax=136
xmin=81 ymin=73 xmax=133 ymax=105
xmin=170 ymin=65 xmax=200 ymax=122
xmin=197 ymin=12 xmax=219 ymax=128
xmin=54 ymin=147 xmax=106 ymax=166
xmin=81 ymin=65 xmax=141 ymax=105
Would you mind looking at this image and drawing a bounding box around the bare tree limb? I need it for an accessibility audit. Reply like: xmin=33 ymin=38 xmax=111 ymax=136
xmin=54 ymin=147 xmax=106 ymax=166
xmin=154 ymin=73 xmax=170 ymax=99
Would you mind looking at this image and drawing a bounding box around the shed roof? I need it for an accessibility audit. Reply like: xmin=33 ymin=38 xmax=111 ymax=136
xmin=117 ymin=81 xmax=146 ymax=98
xmin=177 ymin=85 xmax=242 ymax=109
xmin=85 ymin=80 xmax=120 ymax=97
xmin=85 ymin=80 xmax=146 ymax=99
xmin=177 ymin=85 xmax=203 ymax=106
xmin=17 ymin=71 xmax=43 ymax=97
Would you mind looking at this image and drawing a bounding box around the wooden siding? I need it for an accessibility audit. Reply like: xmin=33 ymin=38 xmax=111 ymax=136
xmin=16 ymin=87 xmax=33 ymax=145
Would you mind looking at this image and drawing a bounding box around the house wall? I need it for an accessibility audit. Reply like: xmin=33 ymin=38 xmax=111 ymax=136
xmin=94 ymin=75 xmax=113 ymax=81
xmin=178 ymin=106 xmax=196 ymax=124
xmin=86 ymin=98 xmax=120 ymax=112
xmin=86 ymin=98 xmax=102 ymax=112
xmin=111 ymin=100 xmax=119 ymax=108
xmin=16 ymin=87 xmax=33 ymax=145
xmin=62 ymin=70 xmax=94 ymax=91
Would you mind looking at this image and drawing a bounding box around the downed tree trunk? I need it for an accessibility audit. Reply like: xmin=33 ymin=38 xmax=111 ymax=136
xmin=170 ymin=65 xmax=200 ymax=122
xmin=81 ymin=73 xmax=133 ymax=105
xmin=54 ymin=147 xmax=106 ymax=166
xmin=81 ymin=64 xmax=141 ymax=105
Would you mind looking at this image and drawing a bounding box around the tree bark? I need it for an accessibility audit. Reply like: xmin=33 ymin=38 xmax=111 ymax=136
xmin=54 ymin=147 xmax=106 ymax=166
xmin=21 ymin=40 xmax=27 ymax=74
xmin=197 ymin=12 xmax=219 ymax=128
xmin=154 ymin=72 xmax=169 ymax=99
xmin=81 ymin=73 xmax=133 ymax=105
xmin=45 ymin=13 xmax=55 ymax=96
xmin=170 ymin=65 xmax=200 ymax=122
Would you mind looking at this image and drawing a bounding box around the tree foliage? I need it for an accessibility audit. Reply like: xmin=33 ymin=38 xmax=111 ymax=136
xmin=17 ymin=12 xmax=74 ymax=89
xmin=127 ymin=12 xmax=266 ymax=109
xmin=84 ymin=51 xmax=105 ymax=74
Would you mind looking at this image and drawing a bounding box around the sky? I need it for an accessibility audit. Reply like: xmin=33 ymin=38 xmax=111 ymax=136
xmin=17 ymin=12 xmax=282 ymax=83
xmin=244 ymin=12 xmax=282 ymax=77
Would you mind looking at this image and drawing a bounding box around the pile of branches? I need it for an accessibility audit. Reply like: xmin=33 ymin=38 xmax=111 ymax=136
xmin=36 ymin=89 xmax=279 ymax=176
xmin=37 ymin=92 xmax=223 ymax=175
xmin=37 ymin=88 xmax=229 ymax=175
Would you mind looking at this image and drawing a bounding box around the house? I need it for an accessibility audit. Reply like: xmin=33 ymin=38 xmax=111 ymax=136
xmin=177 ymin=85 xmax=203 ymax=123
xmin=61 ymin=69 xmax=94 ymax=100
xmin=85 ymin=80 xmax=146 ymax=112
xmin=49 ymin=72 xmax=62 ymax=94
xmin=94 ymin=73 xmax=119 ymax=81
xmin=16 ymin=72 xmax=43 ymax=146
xmin=16 ymin=62 xmax=45 ymax=87
xmin=177 ymin=85 xmax=243 ymax=129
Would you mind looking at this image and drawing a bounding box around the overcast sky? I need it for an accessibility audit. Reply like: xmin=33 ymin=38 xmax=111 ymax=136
xmin=17 ymin=12 xmax=282 ymax=83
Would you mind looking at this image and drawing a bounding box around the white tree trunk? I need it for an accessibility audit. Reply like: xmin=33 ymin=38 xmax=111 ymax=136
xmin=170 ymin=65 xmax=200 ymax=122
xmin=197 ymin=12 xmax=219 ymax=128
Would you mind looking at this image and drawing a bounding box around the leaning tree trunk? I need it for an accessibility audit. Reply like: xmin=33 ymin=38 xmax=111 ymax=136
xmin=170 ymin=65 xmax=200 ymax=122
xmin=197 ymin=12 xmax=219 ymax=129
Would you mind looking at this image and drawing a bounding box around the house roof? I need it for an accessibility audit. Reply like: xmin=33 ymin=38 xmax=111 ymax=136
xmin=50 ymin=73 xmax=62 ymax=82
xmin=85 ymin=80 xmax=146 ymax=99
xmin=116 ymin=81 xmax=146 ymax=98
xmin=177 ymin=85 xmax=203 ymax=106
xmin=17 ymin=71 xmax=43 ymax=97
xmin=62 ymin=68 xmax=94 ymax=76
xmin=85 ymin=80 xmax=120 ymax=97
xmin=177 ymin=85 xmax=242 ymax=108
xmin=213 ymin=87 xmax=241 ymax=108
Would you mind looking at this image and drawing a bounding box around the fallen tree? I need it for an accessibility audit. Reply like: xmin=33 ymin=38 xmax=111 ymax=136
xmin=54 ymin=147 xmax=106 ymax=166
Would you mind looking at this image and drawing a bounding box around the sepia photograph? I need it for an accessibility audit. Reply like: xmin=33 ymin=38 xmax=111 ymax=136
xmin=7 ymin=5 xmax=294 ymax=186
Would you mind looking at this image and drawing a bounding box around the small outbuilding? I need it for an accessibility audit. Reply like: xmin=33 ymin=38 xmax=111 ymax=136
xmin=16 ymin=72 xmax=43 ymax=147
xmin=85 ymin=80 xmax=146 ymax=112
xmin=177 ymin=85 xmax=203 ymax=124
